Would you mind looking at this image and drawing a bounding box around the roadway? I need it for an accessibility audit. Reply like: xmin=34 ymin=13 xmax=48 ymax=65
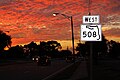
xmin=0 ymin=59 xmax=72 ymax=80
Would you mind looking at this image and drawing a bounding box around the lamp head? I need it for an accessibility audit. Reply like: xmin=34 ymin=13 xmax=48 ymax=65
xmin=53 ymin=13 xmax=59 ymax=16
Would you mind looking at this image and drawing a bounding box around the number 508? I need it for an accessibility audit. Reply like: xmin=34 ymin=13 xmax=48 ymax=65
xmin=83 ymin=31 xmax=97 ymax=38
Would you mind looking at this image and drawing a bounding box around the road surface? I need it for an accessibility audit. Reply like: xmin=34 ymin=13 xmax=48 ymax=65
xmin=0 ymin=59 xmax=71 ymax=80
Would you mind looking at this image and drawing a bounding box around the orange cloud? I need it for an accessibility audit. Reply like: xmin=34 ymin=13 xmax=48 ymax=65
xmin=0 ymin=0 xmax=120 ymax=46
xmin=103 ymin=28 xmax=120 ymax=37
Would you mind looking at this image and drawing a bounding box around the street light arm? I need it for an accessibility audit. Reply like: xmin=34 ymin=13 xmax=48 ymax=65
xmin=53 ymin=13 xmax=71 ymax=20
xmin=61 ymin=14 xmax=71 ymax=20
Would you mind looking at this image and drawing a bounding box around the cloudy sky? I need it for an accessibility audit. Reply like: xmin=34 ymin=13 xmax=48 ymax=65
xmin=0 ymin=0 xmax=120 ymax=48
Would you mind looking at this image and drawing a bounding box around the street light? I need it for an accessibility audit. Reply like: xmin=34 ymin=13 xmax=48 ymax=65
xmin=53 ymin=12 xmax=75 ymax=56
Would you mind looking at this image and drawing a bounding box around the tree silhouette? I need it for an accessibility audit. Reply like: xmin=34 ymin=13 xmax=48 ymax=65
xmin=76 ymin=43 xmax=87 ymax=57
xmin=39 ymin=40 xmax=62 ymax=58
xmin=46 ymin=40 xmax=61 ymax=57
xmin=27 ymin=41 xmax=38 ymax=58
xmin=47 ymin=40 xmax=61 ymax=51
xmin=39 ymin=41 xmax=48 ymax=56
xmin=8 ymin=45 xmax=24 ymax=59
xmin=108 ymin=40 xmax=120 ymax=58
xmin=76 ymin=34 xmax=108 ymax=64
xmin=0 ymin=31 xmax=12 ymax=52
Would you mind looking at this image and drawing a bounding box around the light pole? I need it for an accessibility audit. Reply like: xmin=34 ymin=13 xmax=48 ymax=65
xmin=53 ymin=13 xmax=75 ymax=56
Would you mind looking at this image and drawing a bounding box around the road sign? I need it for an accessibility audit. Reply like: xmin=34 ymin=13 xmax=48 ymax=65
xmin=83 ymin=15 xmax=100 ymax=24
xmin=81 ymin=24 xmax=102 ymax=41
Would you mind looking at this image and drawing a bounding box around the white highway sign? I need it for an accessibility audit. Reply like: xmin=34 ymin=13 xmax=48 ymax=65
xmin=83 ymin=15 xmax=100 ymax=24
xmin=81 ymin=24 xmax=102 ymax=41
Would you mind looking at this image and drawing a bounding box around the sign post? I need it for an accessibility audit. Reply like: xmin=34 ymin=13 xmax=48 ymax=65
xmin=81 ymin=15 xmax=102 ymax=80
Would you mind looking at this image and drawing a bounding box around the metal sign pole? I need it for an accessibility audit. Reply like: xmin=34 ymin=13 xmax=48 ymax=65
xmin=90 ymin=41 xmax=93 ymax=80
xmin=88 ymin=0 xmax=93 ymax=79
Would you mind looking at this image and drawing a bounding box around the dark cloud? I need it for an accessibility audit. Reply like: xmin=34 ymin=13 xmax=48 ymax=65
xmin=112 ymin=5 xmax=120 ymax=12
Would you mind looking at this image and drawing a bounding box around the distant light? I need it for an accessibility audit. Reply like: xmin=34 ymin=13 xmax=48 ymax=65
xmin=4 ymin=47 xmax=9 ymax=50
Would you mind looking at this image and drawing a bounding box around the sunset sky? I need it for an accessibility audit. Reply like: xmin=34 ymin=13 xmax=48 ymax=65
xmin=0 ymin=0 xmax=120 ymax=49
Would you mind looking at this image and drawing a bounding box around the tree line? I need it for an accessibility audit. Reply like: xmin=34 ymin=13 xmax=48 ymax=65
xmin=0 ymin=31 xmax=72 ymax=59
xmin=76 ymin=34 xmax=120 ymax=64
xmin=0 ymin=31 xmax=120 ymax=60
